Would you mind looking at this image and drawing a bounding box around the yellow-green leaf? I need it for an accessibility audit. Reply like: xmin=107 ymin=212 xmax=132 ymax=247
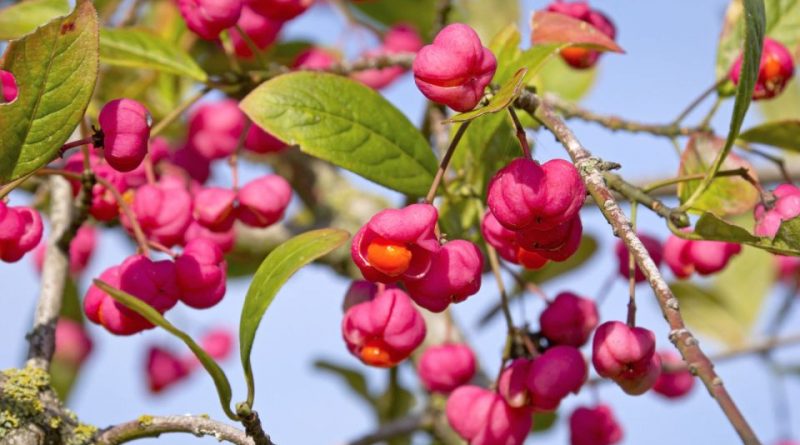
xmin=0 ymin=0 xmax=70 ymax=40
xmin=0 ymin=0 xmax=98 ymax=182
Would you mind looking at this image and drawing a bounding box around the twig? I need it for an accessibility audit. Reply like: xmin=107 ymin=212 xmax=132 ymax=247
xmin=486 ymin=244 xmax=515 ymax=332
xmin=348 ymin=413 xmax=430 ymax=445
xmin=543 ymin=93 xmax=696 ymax=138
xmin=517 ymin=91 xmax=762 ymax=445
xmin=604 ymin=172 xmax=690 ymax=228
xmin=507 ymin=107 xmax=531 ymax=158
xmin=432 ymin=0 xmax=453 ymax=35
xmin=328 ymin=52 xmax=415 ymax=76
xmin=150 ymin=87 xmax=210 ymax=138
xmin=95 ymin=415 xmax=254 ymax=445
xmin=673 ymin=80 xmax=724 ymax=125
xmin=425 ymin=121 xmax=471 ymax=204
xmin=26 ymin=176 xmax=73 ymax=370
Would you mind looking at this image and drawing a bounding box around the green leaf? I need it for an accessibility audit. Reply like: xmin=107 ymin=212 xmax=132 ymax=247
xmin=522 ymin=235 xmax=599 ymax=284
xmin=94 ymin=279 xmax=237 ymax=420
xmin=670 ymin=246 xmax=774 ymax=347
xmin=716 ymin=0 xmax=747 ymax=82
xmin=677 ymin=134 xmax=760 ymax=216
xmin=448 ymin=68 xmax=527 ymax=123
xmin=532 ymin=411 xmax=558 ymax=433
xmin=690 ymin=0 xmax=765 ymax=211
xmin=457 ymin=0 xmax=520 ymax=44
xmin=670 ymin=282 xmax=749 ymax=347
xmin=239 ymin=228 xmax=350 ymax=405
xmin=99 ymin=28 xmax=208 ymax=82
xmin=450 ymin=111 xmax=518 ymax=199
xmin=478 ymin=235 xmax=598 ymax=327
xmin=695 ymin=213 xmax=760 ymax=244
xmin=738 ymin=119 xmax=800 ymax=151
xmin=759 ymin=78 xmax=800 ymax=120
xmin=240 ymin=72 xmax=438 ymax=197
xmin=0 ymin=0 xmax=70 ymax=40
xmin=489 ymin=24 xmax=524 ymax=86
xmin=774 ymin=216 xmax=800 ymax=250
xmin=314 ymin=359 xmax=374 ymax=406
xmin=533 ymin=55 xmax=597 ymax=103
xmin=352 ymin=0 xmax=436 ymax=38
xmin=764 ymin=0 xmax=800 ymax=50
xmin=0 ymin=0 xmax=99 ymax=182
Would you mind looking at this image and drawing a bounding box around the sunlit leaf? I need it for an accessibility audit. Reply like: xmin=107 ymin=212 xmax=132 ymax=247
xmin=239 ymin=229 xmax=350 ymax=405
xmin=738 ymin=119 xmax=800 ymax=151
xmin=0 ymin=0 xmax=99 ymax=182
xmin=100 ymin=28 xmax=208 ymax=81
xmin=449 ymin=68 xmax=527 ymax=123
xmin=240 ymin=72 xmax=438 ymax=197
xmin=531 ymin=11 xmax=624 ymax=53
xmin=94 ymin=279 xmax=237 ymax=420
xmin=0 ymin=0 xmax=70 ymax=40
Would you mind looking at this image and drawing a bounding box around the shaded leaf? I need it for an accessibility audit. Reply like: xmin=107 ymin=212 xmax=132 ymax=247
xmin=239 ymin=229 xmax=350 ymax=405
xmin=94 ymin=279 xmax=237 ymax=420
xmin=0 ymin=0 xmax=70 ymax=40
xmin=50 ymin=278 xmax=84 ymax=401
xmin=0 ymin=0 xmax=99 ymax=182
xmin=695 ymin=213 xmax=760 ymax=244
xmin=314 ymin=359 xmax=374 ymax=406
xmin=531 ymin=11 xmax=624 ymax=53
xmin=240 ymin=72 xmax=438 ymax=197
xmin=738 ymin=119 xmax=800 ymax=151
xmin=677 ymin=134 xmax=759 ymax=216
xmin=532 ymin=411 xmax=558 ymax=433
xmin=669 ymin=281 xmax=749 ymax=347
xmin=490 ymin=24 xmax=524 ymax=86
xmin=100 ymin=28 xmax=208 ymax=81
xmin=449 ymin=68 xmax=527 ymax=123
xmin=522 ymin=235 xmax=599 ymax=284
xmin=670 ymin=246 xmax=774 ymax=347
xmin=533 ymin=55 xmax=597 ymax=102
xmin=457 ymin=0 xmax=520 ymax=43
xmin=774 ymin=216 xmax=800 ymax=251
xmin=762 ymin=78 xmax=800 ymax=123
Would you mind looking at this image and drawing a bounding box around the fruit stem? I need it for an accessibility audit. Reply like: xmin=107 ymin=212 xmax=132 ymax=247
xmin=425 ymin=120 xmax=471 ymax=204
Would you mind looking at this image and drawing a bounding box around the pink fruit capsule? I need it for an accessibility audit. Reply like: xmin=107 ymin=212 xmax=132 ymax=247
xmin=146 ymin=346 xmax=191 ymax=393
xmin=0 ymin=70 xmax=18 ymax=102
xmin=178 ymin=0 xmax=242 ymax=40
xmin=413 ymin=23 xmax=497 ymax=112
xmin=540 ymin=291 xmax=598 ymax=347
xmin=446 ymin=385 xmax=532 ymax=445
xmin=417 ymin=343 xmax=476 ymax=393
xmin=730 ymin=37 xmax=795 ymax=101
xmin=341 ymin=288 xmax=426 ymax=368
xmin=237 ymin=175 xmax=292 ymax=228
xmin=351 ymin=203 xmax=439 ymax=283
xmin=175 ymin=239 xmax=228 ymax=309
xmin=229 ymin=6 xmax=283 ymax=58
xmin=404 ymin=239 xmax=483 ymax=313
xmin=569 ymin=404 xmax=623 ymax=445
xmin=99 ymin=99 xmax=152 ymax=172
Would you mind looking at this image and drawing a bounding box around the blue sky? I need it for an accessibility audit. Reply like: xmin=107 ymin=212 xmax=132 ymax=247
xmin=1 ymin=1 xmax=799 ymax=444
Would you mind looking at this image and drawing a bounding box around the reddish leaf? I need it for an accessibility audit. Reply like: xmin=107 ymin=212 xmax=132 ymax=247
xmin=530 ymin=11 xmax=624 ymax=53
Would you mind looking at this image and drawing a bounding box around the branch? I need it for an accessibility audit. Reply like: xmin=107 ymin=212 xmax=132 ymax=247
xmin=543 ymin=93 xmax=697 ymax=138
xmin=603 ymin=172 xmax=690 ymax=228
xmin=26 ymin=176 xmax=74 ymax=370
xmin=328 ymin=52 xmax=415 ymax=75
xmin=95 ymin=415 xmax=254 ymax=445
xmin=515 ymin=91 xmax=762 ymax=445
xmin=347 ymin=413 xmax=430 ymax=445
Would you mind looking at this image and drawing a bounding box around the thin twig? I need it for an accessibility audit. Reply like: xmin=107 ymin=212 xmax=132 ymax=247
xmin=348 ymin=413 xmax=430 ymax=445
xmin=517 ymin=91 xmax=761 ymax=445
xmin=150 ymin=87 xmax=211 ymax=138
xmin=507 ymin=107 xmax=531 ymax=158
xmin=543 ymin=93 xmax=696 ymax=138
xmin=604 ymin=172 xmax=690 ymax=228
xmin=673 ymin=79 xmax=724 ymax=125
xmin=425 ymin=121 xmax=471 ymax=204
